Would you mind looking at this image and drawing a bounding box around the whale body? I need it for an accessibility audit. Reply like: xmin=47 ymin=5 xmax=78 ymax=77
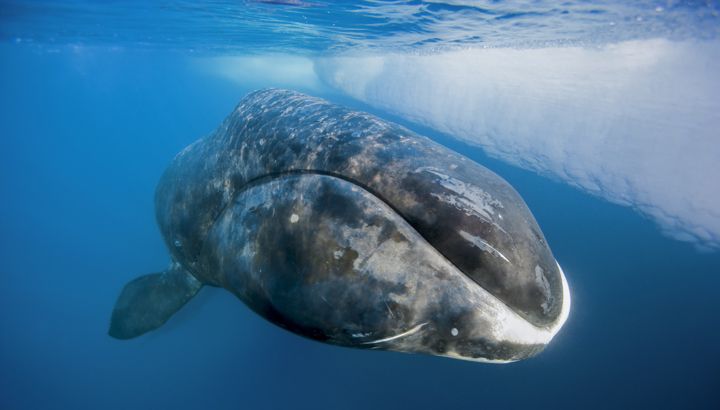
xmin=109 ymin=89 xmax=570 ymax=363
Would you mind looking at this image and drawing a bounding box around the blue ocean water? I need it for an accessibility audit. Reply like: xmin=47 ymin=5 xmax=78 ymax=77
xmin=1 ymin=1 xmax=719 ymax=409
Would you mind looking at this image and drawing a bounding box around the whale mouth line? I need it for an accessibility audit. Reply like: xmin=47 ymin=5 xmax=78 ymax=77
xmin=200 ymin=168 xmax=561 ymax=328
xmin=207 ymin=167 xmax=477 ymax=271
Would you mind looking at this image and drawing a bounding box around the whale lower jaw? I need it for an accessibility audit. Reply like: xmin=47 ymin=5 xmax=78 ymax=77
xmin=439 ymin=262 xmax=571 ymax=364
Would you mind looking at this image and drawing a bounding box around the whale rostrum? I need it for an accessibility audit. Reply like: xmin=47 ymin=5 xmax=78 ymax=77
xmin=109 ymin=89 xmax=571 ymax=363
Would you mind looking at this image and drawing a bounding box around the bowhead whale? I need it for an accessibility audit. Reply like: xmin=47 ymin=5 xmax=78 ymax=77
xmin=109 ymin=88 xmax=570 ymax=363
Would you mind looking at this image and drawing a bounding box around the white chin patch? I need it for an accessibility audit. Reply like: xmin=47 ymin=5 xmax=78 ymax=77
xmin=444 ymin=261 xmax=572 ymax=364
xmin=508 ymin=260 xmax=571 ymax=344
xmin=553 ymin=262 xmax=572 ymax=338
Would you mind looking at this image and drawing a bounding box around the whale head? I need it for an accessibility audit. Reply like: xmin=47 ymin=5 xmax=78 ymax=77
xmin=202 ymin=169 xmax=570 ymax=363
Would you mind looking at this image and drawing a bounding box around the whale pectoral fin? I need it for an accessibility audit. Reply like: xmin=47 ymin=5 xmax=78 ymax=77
xmin=108 ymin=265 xmax=202 ymax=340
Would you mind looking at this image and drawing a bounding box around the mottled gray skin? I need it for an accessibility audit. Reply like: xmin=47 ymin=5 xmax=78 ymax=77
xmin=141 ymin=89 xmax=568 ymax=362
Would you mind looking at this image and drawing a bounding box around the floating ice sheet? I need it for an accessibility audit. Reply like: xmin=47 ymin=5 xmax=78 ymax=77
xmin=315 ymin=39 xmax=720 ymax=249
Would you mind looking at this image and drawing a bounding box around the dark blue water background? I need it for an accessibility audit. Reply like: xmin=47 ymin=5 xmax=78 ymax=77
xmin=1 ymin=2 xmax=719 ymax=409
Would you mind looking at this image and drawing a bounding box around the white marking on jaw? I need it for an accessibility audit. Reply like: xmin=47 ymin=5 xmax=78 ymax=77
xmin=458 ymin=230 xmax=511 ymax=263
xmin=333 ymin=249 xmax=344 ymax=260
xmin=435 ymin=266 xmax=571 ymax=364
xmin=441 ymin=350 xmax=515 ymax=364
xmin=484 ymin=261 xmax=571 ymax=348
xmin=361 ymin=322 xmax=427 ymax=345
xmin=289 ymin=213 xmax=299 ymax=223
xmin=451 ymin=328 xmax=459 ymax=337
xmin=351 ymin=332 xmax=372 ymax=338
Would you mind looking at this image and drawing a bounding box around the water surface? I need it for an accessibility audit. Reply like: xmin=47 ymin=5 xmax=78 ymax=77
xmin=1 ymin=2 xmax=719 ymax=409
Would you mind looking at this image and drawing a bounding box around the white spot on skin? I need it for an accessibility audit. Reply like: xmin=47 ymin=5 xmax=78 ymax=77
xmin=289 ymin=213 xmax=299 ymax=223
xmin=333 ymin=249 xmax=344 ymax=260
xmin=451 ymin=327 xmax=459 ymax=337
